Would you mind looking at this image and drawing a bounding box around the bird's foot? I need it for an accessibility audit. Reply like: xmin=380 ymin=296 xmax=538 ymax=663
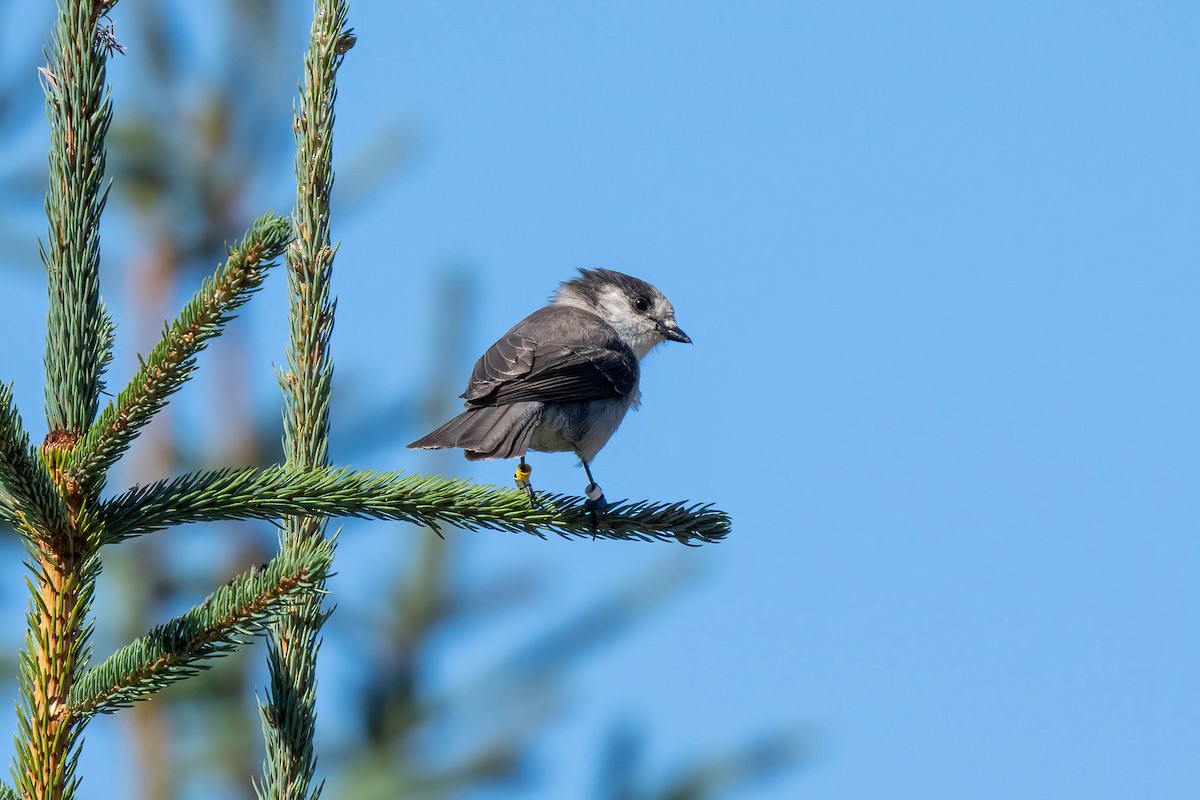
xmin=583 ymin=482 xmax=607 ymax=511
xmin=584 ymin=482 xmax=607 ymax=536
xmin=515 ymin=461 xmax=538 ymax=507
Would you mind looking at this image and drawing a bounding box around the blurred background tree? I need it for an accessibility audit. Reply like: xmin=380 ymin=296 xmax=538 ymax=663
xmin=0 ymin=2 xmax=802 ymax=797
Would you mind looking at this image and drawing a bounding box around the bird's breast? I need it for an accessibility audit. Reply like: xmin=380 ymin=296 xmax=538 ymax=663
xmin=529 ymin=397 xmax=633 ymax=462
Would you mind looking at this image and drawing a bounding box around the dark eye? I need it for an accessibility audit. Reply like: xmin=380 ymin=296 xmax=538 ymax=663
xmin=633 ymin=296 xmax=651 ymax=313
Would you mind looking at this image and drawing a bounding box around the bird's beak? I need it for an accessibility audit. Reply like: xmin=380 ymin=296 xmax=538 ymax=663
xmin=658 ymin=319 xmax=692 ymax=344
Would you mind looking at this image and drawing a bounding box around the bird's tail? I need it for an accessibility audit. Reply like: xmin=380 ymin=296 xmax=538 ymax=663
xmin=407 ymin=403 xmax=541 ymax=461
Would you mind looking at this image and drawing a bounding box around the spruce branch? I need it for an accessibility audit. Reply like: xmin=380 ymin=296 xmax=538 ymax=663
xmin=0 ymin=491 xmax=16 ymax=528
xmin=68 ymin=537 xmax=335 ymax=719
xmin=12 ymin=548 xmax=101 ymax=800
xmin=41 ymin=0 xmax=114 ymax=435
xmin=19 ymin=2 xmax=119 ymax=793
xmin=0 ymin=385 xmax=69 ymax=538
xmin=99 ymin=466 xmax=732 ymax=545
xmin=260 ymin=0 xmax=350 ymax=795
xmin=70 ymin=213 xmax=292 ymax=491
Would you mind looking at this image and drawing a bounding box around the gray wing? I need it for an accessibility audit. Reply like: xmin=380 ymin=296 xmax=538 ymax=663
xmin=461 ymin=306 xmax=638 ymax=407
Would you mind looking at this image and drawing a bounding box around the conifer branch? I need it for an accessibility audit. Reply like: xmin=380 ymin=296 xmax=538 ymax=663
xmin=41 ymin=0 xmax=114 ymax=435
xmin=17 ymin=2 xmax=117 ymax=795
xmin=13 ymin=549 xmax=101 ymax=800
xmin=259 ymin=0 xmax=349 ymax=794
xmin=0 ymin=491 xmax=16 ymax=528
xmin=0 ymin=385 xmax=69 ymax=538
xmin=260 ymin=1 xmax=349 ymax=794
xmin=0 ymin=782 xmax=15 ymax=800
xmin=70 ymin=213 xmax=292 ymax=492
xmin=68 ymin=537 xmax=334 ymax=719
xmin=99 ymin=466 xmax=731 ymax=545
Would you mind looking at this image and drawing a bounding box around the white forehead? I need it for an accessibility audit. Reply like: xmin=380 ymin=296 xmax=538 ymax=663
xmin=595 ymin=284 xmax=634 ymax=312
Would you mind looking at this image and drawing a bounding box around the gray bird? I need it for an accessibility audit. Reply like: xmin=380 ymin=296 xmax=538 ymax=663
xmin=407 ymin=268 xmax=691 ymax=508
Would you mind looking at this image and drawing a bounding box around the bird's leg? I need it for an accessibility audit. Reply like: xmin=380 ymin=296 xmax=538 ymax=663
xmin=514 ymin=456 xmax=537 ymax=506
xmin=582 ymin=460 xmax=607 ymax=507
xmin=581 ymin=459 xmax=607 ymax=533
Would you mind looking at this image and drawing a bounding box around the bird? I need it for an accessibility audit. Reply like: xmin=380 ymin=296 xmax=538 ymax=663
xmin=407 ymin=268 xmax=691 ymax=510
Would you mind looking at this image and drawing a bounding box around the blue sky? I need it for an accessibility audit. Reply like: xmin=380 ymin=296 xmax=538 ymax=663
xmin=3 ymin=2 xmax=1200 ymax=798
xmin=367 ymin=4 xmax=1200 ymax=797
xmin=337 ymin=4 xmax=1200 ymax=797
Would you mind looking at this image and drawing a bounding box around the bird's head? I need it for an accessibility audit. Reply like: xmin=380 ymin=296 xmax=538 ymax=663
xmin=552 ymin=268 xmax=691 ymax=359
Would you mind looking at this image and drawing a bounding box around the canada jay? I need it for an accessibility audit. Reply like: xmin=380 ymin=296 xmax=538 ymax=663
xmin=407 ymin=268 xmax=691 ymax=509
